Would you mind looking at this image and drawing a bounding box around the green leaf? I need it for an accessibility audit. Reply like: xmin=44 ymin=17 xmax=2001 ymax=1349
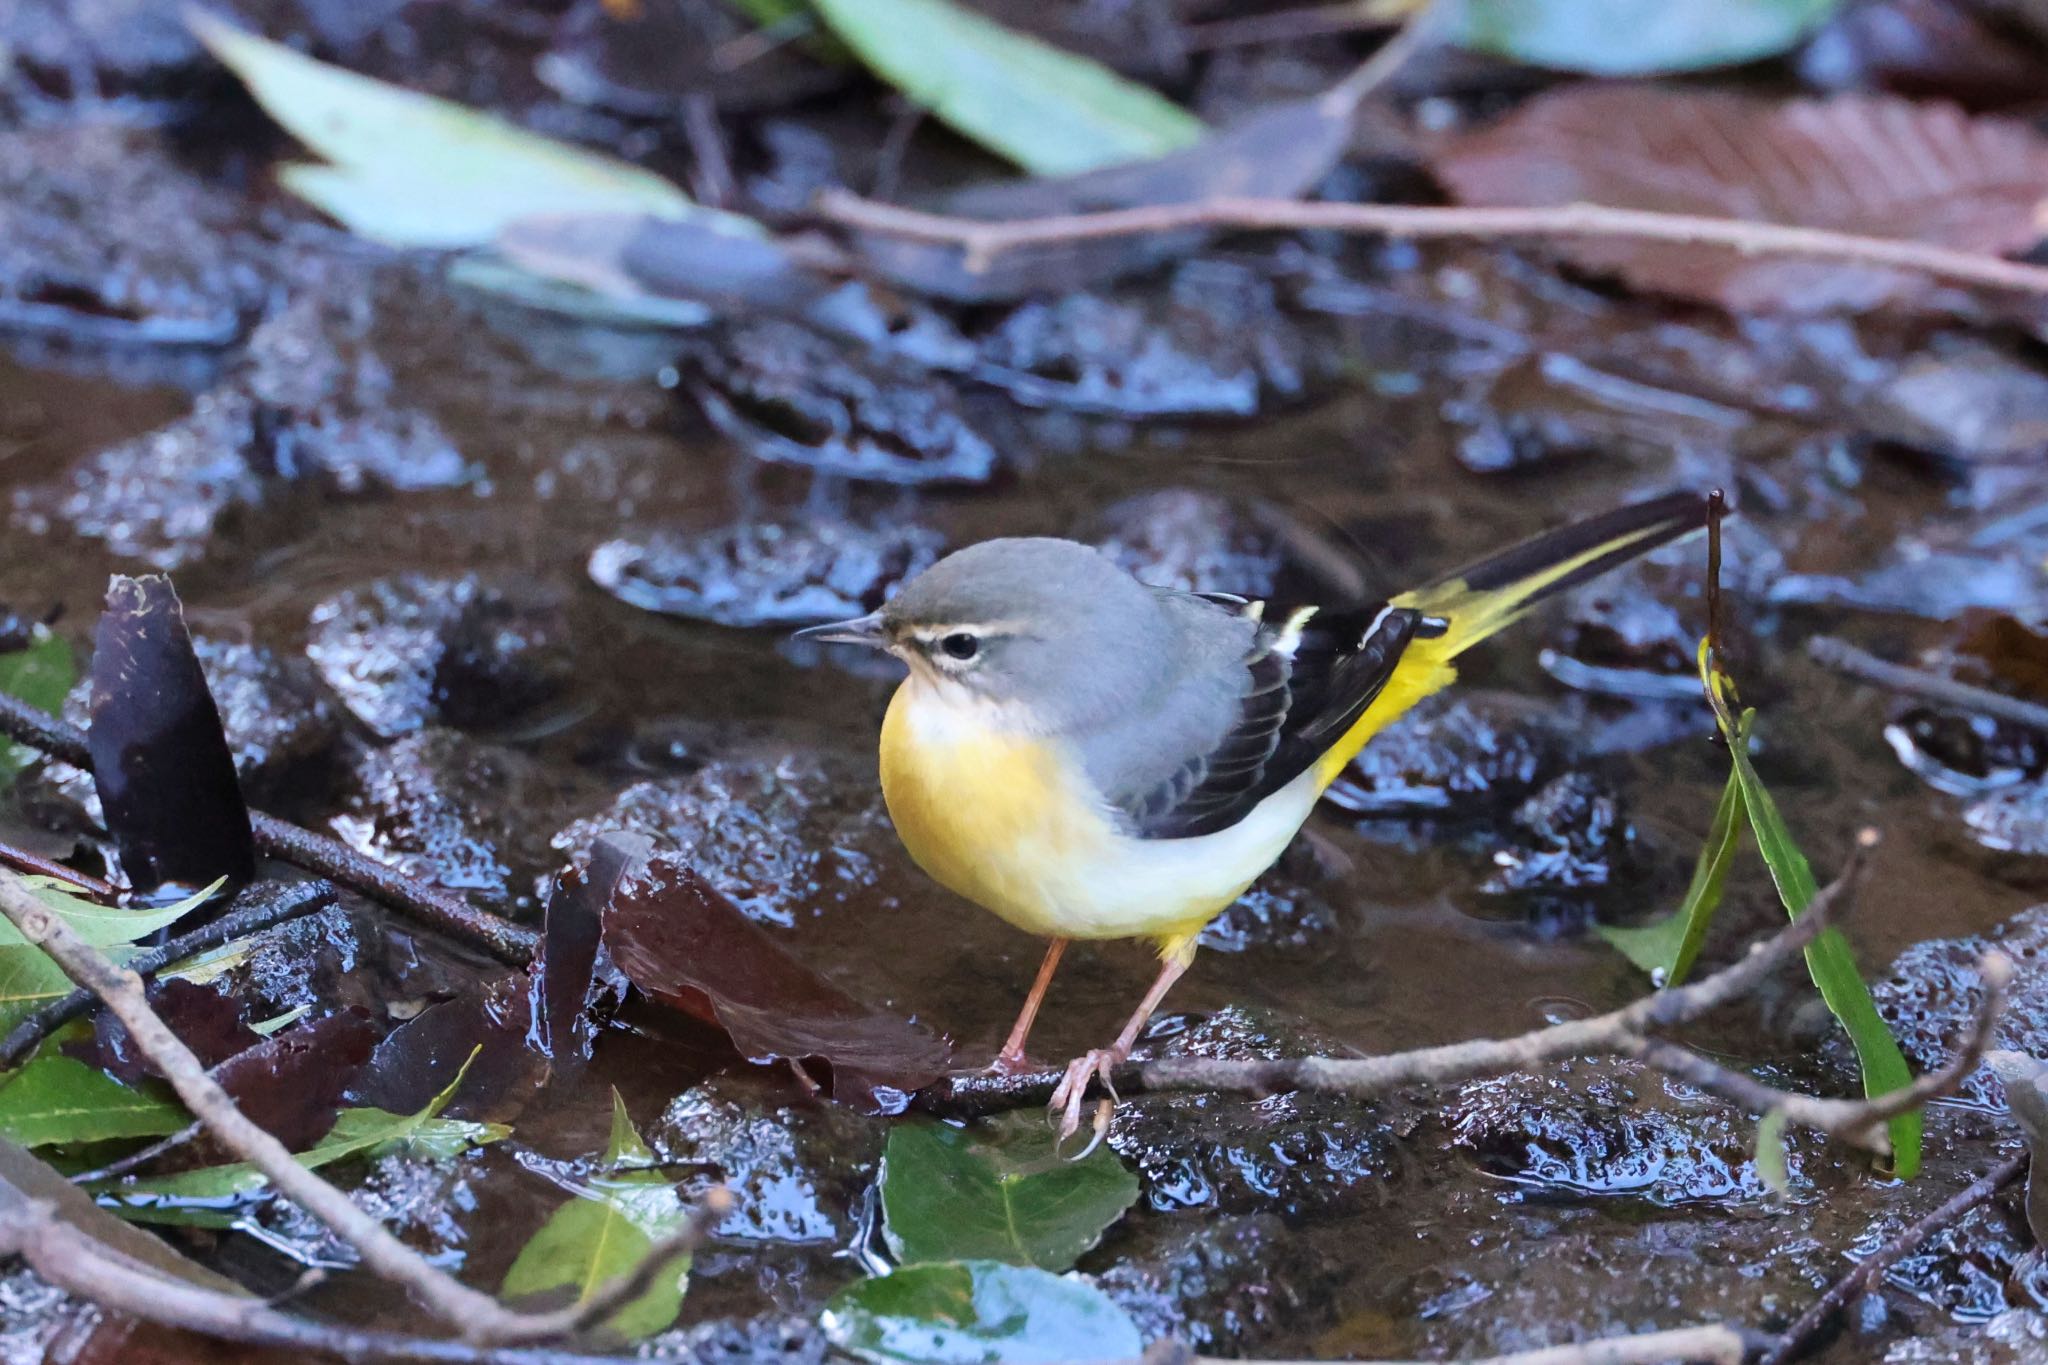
xmin=880 ymin=1116 xmax=1137 ymax=1271
xmin=809 ymin=0 xmax=1204 ymax=177
xmin=501 ymin=1090 xmax=689 ymax=1340
xmin=1754 ymin=1109 xmax=1790 ymax=1197
xmin=100 ymin=1047 xmax=507 ymax=1212
xmin=0 ymin=946 xmax=78 ymax=1036
xmin=188 ymin=11 xmax=754 ymax=249
xmin=1597 ymin=752 xmax=1746 ymax=987
xmin=1441 ymin=0 xmax=1841 ymax=75
xmin=822 ymin=1261 xmax=1143 ymax=1365
xmin=0 ymin=629 xmax=73 ymax=784
xmin=0 ymin=1057 xmax=186 ymax=1148
xmin=1701 ymin=647 xmax=1921 ymax=1179
xmin=0 ymin=877 xmax=218 ymax=949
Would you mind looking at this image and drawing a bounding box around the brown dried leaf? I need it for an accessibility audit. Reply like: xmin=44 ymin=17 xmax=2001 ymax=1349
xmin=599 ymin=835 xmax=952 ymax=1112
xmin=1430 ymin=86 xmax=2048 ymax=312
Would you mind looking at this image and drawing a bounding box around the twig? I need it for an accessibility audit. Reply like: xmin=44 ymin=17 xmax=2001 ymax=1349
xmin=927 ymin=842 xmax=1991 ymax=1158
xmin=927 ymin=842 xmax=1864 ymax=1115
xmin=0 ymin=839 xmax=117 ymax=900
xmin=1165 ymin=1321 xmax=1761 ymax=1364
xmin=814 ymin=191 xmax=2048 ymax=295
xmin=0 ymin=870 xmax=527 ymax=1342
xmin=0 ymin=877 xmax=338 ymax=1068
xmin=1183 ymin=2 xmax=1393 ymax=53
xmin=1762 ymin=1152 xmax=2031 ymax=1365
xmin=0 ymin=1198 xmax=672 ymax=1365
xmin=1808 ymin=636 xmax=2048 ymax=733
xmin=0 ymin=690 xmax=537 ymax=965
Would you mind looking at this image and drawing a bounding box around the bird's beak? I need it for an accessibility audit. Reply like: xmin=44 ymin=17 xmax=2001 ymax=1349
xmin=792 ymin=610 xmax=891 ymax=649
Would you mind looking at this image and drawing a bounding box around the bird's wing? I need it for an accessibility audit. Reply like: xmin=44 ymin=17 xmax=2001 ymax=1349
xmin=1115 ymin=599 xmax=1431 ymax=840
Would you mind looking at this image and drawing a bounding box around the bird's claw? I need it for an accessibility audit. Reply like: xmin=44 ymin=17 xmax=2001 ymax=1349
xmin=1048 ymin=1048 xmax=1124 ymax=1155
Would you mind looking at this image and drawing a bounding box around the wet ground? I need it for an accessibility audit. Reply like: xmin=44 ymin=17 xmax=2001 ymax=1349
xmin=6 ymin=4 xmax=2048 ymax=1361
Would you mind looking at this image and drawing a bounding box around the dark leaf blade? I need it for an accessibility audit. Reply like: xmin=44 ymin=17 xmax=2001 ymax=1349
xmin=1597 ymin=751 xmax=1746 ymax=986
xmin=1710 ymin=687 xmax=1921 ymax=1177
xmin=199 ymin=1008 xmax=380 ymax=1163
xmin=822 ymin=1260 xmax=1143 ymax=1365
xmin=599 ymin=837 xmax=952 ymax=1112
xmin=0 ymin=1056 xmax=186 ymax=1147
xmin=531 ymin=838 xmax=633 ymax=1062
xmin=880 ymin=1116 xmax=1137 ymax=1270
xmin=0 ymin=628 xmax=74 ymax=783
xmin=88 ymin=575 xmax=254 ymax=896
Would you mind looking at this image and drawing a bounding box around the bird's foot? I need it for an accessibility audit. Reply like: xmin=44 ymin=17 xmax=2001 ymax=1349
xmin=1048 ymin=1047 xmax=1125 ymax=1155
xmin=986 ymin=1046 xmax=1038 ymax=1076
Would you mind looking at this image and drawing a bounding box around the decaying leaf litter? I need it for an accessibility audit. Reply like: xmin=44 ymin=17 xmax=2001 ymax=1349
xmin=9 ymin=0 xmax=2048 ymax=1360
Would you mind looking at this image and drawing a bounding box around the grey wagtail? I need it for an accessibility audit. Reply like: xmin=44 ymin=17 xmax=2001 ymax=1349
xmin=797 ymin=491 xmax=1708 ymax=1139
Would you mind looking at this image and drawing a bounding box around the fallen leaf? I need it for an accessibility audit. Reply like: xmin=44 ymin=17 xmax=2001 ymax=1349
xmin=0 ymin=1056 xmax=185 ymax=1148
xmin=1440 ymin=0 xmax=1841 ymax=75
xmin=531 ymin=837 xmax=634 ymax=1062
xmin=810 ymin=0 xmax=1204 ymax=177
xmin=880 ymin=1116 xmax=1138 ymax=1271
xmin=199 ymin=1008 xmax=380 ymax=1161
xmin=188 ymin=9 xmax=752 ymax=250
xmin=98 ymin=1048 xmax=507 ymax=1214
xmin=599 ymin=836 xmax=952 ymax=1112
xmin=1431 ymin=86 xmax=2048 ymax=312
xmin=0 ymin=626 xmax=73 ymax=782
xmin=88 ymin=575 xmax=254 ymax=896
xmin=822 ymin=1261 xmax=1143 ymax=1365
xmin=501 ymin=1090 xmax=690 ymax=1339
xmin=0 ymin=878 xmax=217 ymax=1035
xmin=1597 ymin=744 xmax=1747 ymax=987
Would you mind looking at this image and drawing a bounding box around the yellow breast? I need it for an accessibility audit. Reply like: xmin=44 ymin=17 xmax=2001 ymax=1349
xmin=878 ymin=679 xmax=1319 ymax=946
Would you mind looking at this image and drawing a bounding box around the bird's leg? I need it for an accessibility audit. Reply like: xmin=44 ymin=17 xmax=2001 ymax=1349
xmin=991 ymin=937 xmax=1068 ymax=1073
xmin=1049 ymin=950 xmax=1192 ymax=1146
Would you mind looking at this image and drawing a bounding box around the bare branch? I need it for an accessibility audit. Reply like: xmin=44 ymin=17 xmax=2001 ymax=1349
xmin=0 ymin=1197 xmax=664 ymax=1365
xmin=925 ymin=841 xmax=1863 ymax=1115
xmin=814 ymin=190 xmax=2048 ymax=296
xmin=1763 ymin=1153 xmax=2031 ymax=1365
xmin=1808 ymin=636 xmax=2048 ymax=734
xmin=0 ymin=689 xmax=537 ymax=965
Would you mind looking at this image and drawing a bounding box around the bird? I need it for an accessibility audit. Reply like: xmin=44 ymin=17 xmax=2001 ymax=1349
xmin=796 ymin=491 xmax=1709 ymax=1140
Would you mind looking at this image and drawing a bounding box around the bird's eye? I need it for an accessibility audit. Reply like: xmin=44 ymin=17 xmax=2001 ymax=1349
xmin=940 ymin=632 xmax=979 ymax=661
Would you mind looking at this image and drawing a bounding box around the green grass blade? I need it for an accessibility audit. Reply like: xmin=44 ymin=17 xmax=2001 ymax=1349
xmin=1699 ymin=640 xmax=1920 ymax=1177
xmin=1598 ymin=757 xmax=1746 ymax=987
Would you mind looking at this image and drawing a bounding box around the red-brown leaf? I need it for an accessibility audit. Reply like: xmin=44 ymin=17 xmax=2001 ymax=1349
xmin=599 ymin=836 xmax=952 ymax=1112
xmin=1430 ymin=86 xmax=2048 ymax=313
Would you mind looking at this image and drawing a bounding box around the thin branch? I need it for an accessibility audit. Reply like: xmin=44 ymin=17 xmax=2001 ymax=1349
xmin=1763 ymin=1152 xmax=2031 ymax=1365
xmin=925 ymin=840 xmax=1863 ymax=1116
xmin=0 ymin=1198 xmax=673 ymax=1365
xmin=0 ymin=838 xmax=117 ymax=899
xmin=1168 ymin=1321 xmax=1761 ymax=1364
xmin=1808 ymin=636 xmax=2048 ymax=734
xmin=923 ymin=842 xmax=1996 ymax=1160
xmin=0 ymin=690 xmax=537 ymax=965
xmin=0 ymin=877 xmax=338 ymax=1069
xmin=814 ymin=190 xmax=2048 ymax=295
xmin=0 ymin=870 xmax=527 ymax=1342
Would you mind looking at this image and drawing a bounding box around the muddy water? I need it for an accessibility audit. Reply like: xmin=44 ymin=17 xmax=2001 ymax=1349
xmin=2 ymin=219 xmax=2043 ymax=1355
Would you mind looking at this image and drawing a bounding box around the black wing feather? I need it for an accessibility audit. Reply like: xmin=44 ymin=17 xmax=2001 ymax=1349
xmin=1120 ymin=602 xmax=1425 ymax=840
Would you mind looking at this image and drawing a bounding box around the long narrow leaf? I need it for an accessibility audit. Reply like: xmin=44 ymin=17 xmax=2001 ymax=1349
xmin=1701 ymin=645 xmax=1920 ymax=1177
xmin=1598 ymin=757 xmax=1746 ymax=986
xmin=809 ymin=0 xmax=1205 ymax=176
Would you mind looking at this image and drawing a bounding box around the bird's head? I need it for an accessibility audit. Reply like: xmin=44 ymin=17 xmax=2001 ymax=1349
xmin=794 ymin=537 xmax=1177 ymax=727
